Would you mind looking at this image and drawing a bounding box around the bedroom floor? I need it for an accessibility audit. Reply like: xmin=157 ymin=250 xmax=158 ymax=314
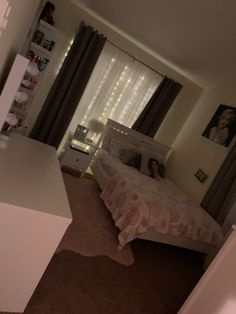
xmin=1 ymin=173 xmax=205 ymax=314
xmin=1 ymin=240 xmax=204 ymax=314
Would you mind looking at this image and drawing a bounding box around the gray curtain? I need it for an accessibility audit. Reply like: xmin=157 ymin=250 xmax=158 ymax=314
xmin=30 ymin=22 xmax=106 ymax=148
xmin=221 ymin=179 xmax=236 ymax=231
xmin=132 ymin=76 xmax=182 ymax=137
xmin=201 ymin=143 xmax=236 ymax=223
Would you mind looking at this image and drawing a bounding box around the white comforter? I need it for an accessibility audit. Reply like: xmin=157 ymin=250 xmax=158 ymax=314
xmin=96 ymin=149 xmax=224 ymax=248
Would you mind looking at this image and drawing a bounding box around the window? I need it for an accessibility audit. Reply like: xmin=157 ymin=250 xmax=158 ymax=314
xmin=68 ymin=42 xmax=161 ymax=132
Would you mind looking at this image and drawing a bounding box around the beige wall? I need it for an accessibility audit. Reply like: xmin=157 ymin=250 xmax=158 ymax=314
xmin=167 ymin=85 xmax=236 ymax=203
xmin=0 ymin=0 xmax=41 ymax=90
xmin=1 ymin=0 xmax=231 ymax=205
xmin=25 ymin=0 xmax=202 ymax=147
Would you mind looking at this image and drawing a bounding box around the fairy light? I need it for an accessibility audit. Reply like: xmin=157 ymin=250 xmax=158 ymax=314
xmin=109 ymin=65 xmax=130 ymax=120
xmin=119 ymin=74 xmax=145 ymax=124
xmin=130 ymin=85 xmax=156 ymax=126
xmin=98 ymin=63 xmax=129 ymax=123
xmin=71 ymin=43 xmax=162 ymax=128
xmin=81 ymin=57 xmax=115 ymax=125
xmin=100 ymin=68 xmax=127 ymax=120
xmin=56 ymin=38 xmax=74 ymax=75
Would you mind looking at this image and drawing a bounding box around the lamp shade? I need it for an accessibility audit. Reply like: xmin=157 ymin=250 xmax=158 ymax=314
xmin=87 ymin=119 xmax=105 ymax=134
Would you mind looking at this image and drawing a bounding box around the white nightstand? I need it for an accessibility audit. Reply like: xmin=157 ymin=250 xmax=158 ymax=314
xmin=61 ymin=139 xmax=97 ymax=176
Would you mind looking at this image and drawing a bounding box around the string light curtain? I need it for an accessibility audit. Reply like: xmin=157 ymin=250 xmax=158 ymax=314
xmin=68 ymin=42 xmax=162 ymax=131
xmin=30 ymin=22 xmax=106 ymax=148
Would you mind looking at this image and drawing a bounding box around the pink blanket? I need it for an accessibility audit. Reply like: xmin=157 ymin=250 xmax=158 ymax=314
xmin=100 ymin=172 xmax=223 ymax=249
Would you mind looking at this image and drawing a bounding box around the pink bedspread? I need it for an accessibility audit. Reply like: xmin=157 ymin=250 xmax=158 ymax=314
xmin=100 ymin=172 xmax=223 ymax=249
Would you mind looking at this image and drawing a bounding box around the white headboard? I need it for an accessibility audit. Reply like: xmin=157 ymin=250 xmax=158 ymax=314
xmin=100 ymin=119 xmax=172 ymax=163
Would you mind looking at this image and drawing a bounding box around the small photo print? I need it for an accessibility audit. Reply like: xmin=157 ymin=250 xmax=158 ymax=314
xmin=73 ymin=124 xmax=89 ymax=141
xmin=33 ymin=30 xmax=44 ymax=45
xmin=202 ymin=104 xmax=236 ymax=147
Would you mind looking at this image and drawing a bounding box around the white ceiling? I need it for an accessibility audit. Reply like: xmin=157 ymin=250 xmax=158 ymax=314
xmin=74 ymin=0 xmax=236 ymax=88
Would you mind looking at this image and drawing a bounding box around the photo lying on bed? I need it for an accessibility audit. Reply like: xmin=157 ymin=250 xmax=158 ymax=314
xmin=147 ymin=158 xmax=165 ymax=178
xmin=140 ymin=153 xmax=165 ymax=179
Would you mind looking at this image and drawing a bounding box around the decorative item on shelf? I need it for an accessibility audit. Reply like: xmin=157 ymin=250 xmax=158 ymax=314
xmin=42 ymin=39 xmax=51 ymax=50
xmin=26 ymin=55 xmax=50 ymax=74
xmin=26 ymin=61 xmax=40 ymax=76
xmin=39 ymin=36 xmax=56 ymax=53
xmin=32 ymin=30 xmax=44 ymax=45
xmin=5 ymin=112 xmax=18 ymax=126
xmin=48 ymin=40 xmax=55 ymax=52
xmin=38 ymin=58 xmax=49 ymax=71
xmin=26 ymin=49 xmax=38 ymax=62
xmin=14 ymin=91 xmax=29 ymax=103
xmin=21 ymin=74 xmax=38 ymax=90
xmin=87 ymin=119 xmax=105 ymax=143
xmin=12 ymin=112 xmax=24 ymax=131
xmin=0 ymin=133 xmax=9 ymax=149
xmin=31 ymin=19 xmax=60 ymax=55
xmin=13 ymin=99 xmax=30 ymax=112
xmin=39 ymin=1 xmax=55 ymax=26
xmin=1 ymin=112 xmax=18 ymax=136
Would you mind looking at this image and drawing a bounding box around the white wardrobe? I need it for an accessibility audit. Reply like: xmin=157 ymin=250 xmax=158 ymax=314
xmin=0 ymin=133 xmax=72 ymax=312
xmin=178 ymin=226 xmax=236 ymax=314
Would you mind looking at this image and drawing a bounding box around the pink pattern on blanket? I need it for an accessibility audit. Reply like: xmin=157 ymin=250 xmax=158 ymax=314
xmin=100 ymin=173 xmax=223 ymax=249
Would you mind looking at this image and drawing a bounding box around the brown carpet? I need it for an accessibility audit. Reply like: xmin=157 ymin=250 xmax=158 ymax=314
xmin=56 ymin=173 xmax=134 ymax=266
xmin=1 ymin=241 xmax=203 ymax=314
xmin=0 ymin=174 xmax=204 ymax=314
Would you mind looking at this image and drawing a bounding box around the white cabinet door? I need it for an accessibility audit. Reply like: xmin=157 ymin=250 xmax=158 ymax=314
xmin=0 ymin=133 xmax=72 ymax=313
xmin=178 ymin=227 xmax=236 ymax=314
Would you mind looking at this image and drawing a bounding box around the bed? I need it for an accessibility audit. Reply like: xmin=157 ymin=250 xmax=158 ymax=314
xmin=90 ymin=119 xmax=224 ymax=255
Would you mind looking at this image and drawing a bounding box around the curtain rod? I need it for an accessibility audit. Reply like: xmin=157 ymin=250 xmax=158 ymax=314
xmin=107 ymin=39 xmax=165 ymax=78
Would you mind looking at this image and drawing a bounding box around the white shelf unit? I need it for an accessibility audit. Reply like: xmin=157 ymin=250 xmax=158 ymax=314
xmin=30 ymin=19 xmax=60 ymax=56
xmin=30 ymin=42 xmax=52 ymax=57
xmin=9 ymin=19 xmax=61 ymax=134
xmin=0 ymin=54 xmax=29 ymax=131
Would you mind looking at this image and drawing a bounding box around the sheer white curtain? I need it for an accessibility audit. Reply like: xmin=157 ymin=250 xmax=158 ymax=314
xmin=68 ymin=42 xmax=162 ymax=131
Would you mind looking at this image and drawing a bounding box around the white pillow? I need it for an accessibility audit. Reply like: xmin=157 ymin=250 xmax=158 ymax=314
xmin=109 ymin=137 xmax=140 ymax=159
xmin=142 ymin=142 xmax=166 ymax=164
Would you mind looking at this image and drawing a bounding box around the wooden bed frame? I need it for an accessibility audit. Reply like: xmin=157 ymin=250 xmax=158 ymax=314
xmin=91 ymin=119 xmax=220 ymax=255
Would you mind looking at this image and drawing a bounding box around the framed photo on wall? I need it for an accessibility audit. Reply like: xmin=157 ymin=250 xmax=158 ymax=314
xmin=202 ymin=104 xmax=236 ymax=147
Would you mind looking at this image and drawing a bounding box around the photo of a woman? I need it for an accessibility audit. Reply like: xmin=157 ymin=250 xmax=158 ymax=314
xmin=147 ymin=158 xmax=165 ymax=178
xmin=202 ymin=104 xmax=236 ymax=147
